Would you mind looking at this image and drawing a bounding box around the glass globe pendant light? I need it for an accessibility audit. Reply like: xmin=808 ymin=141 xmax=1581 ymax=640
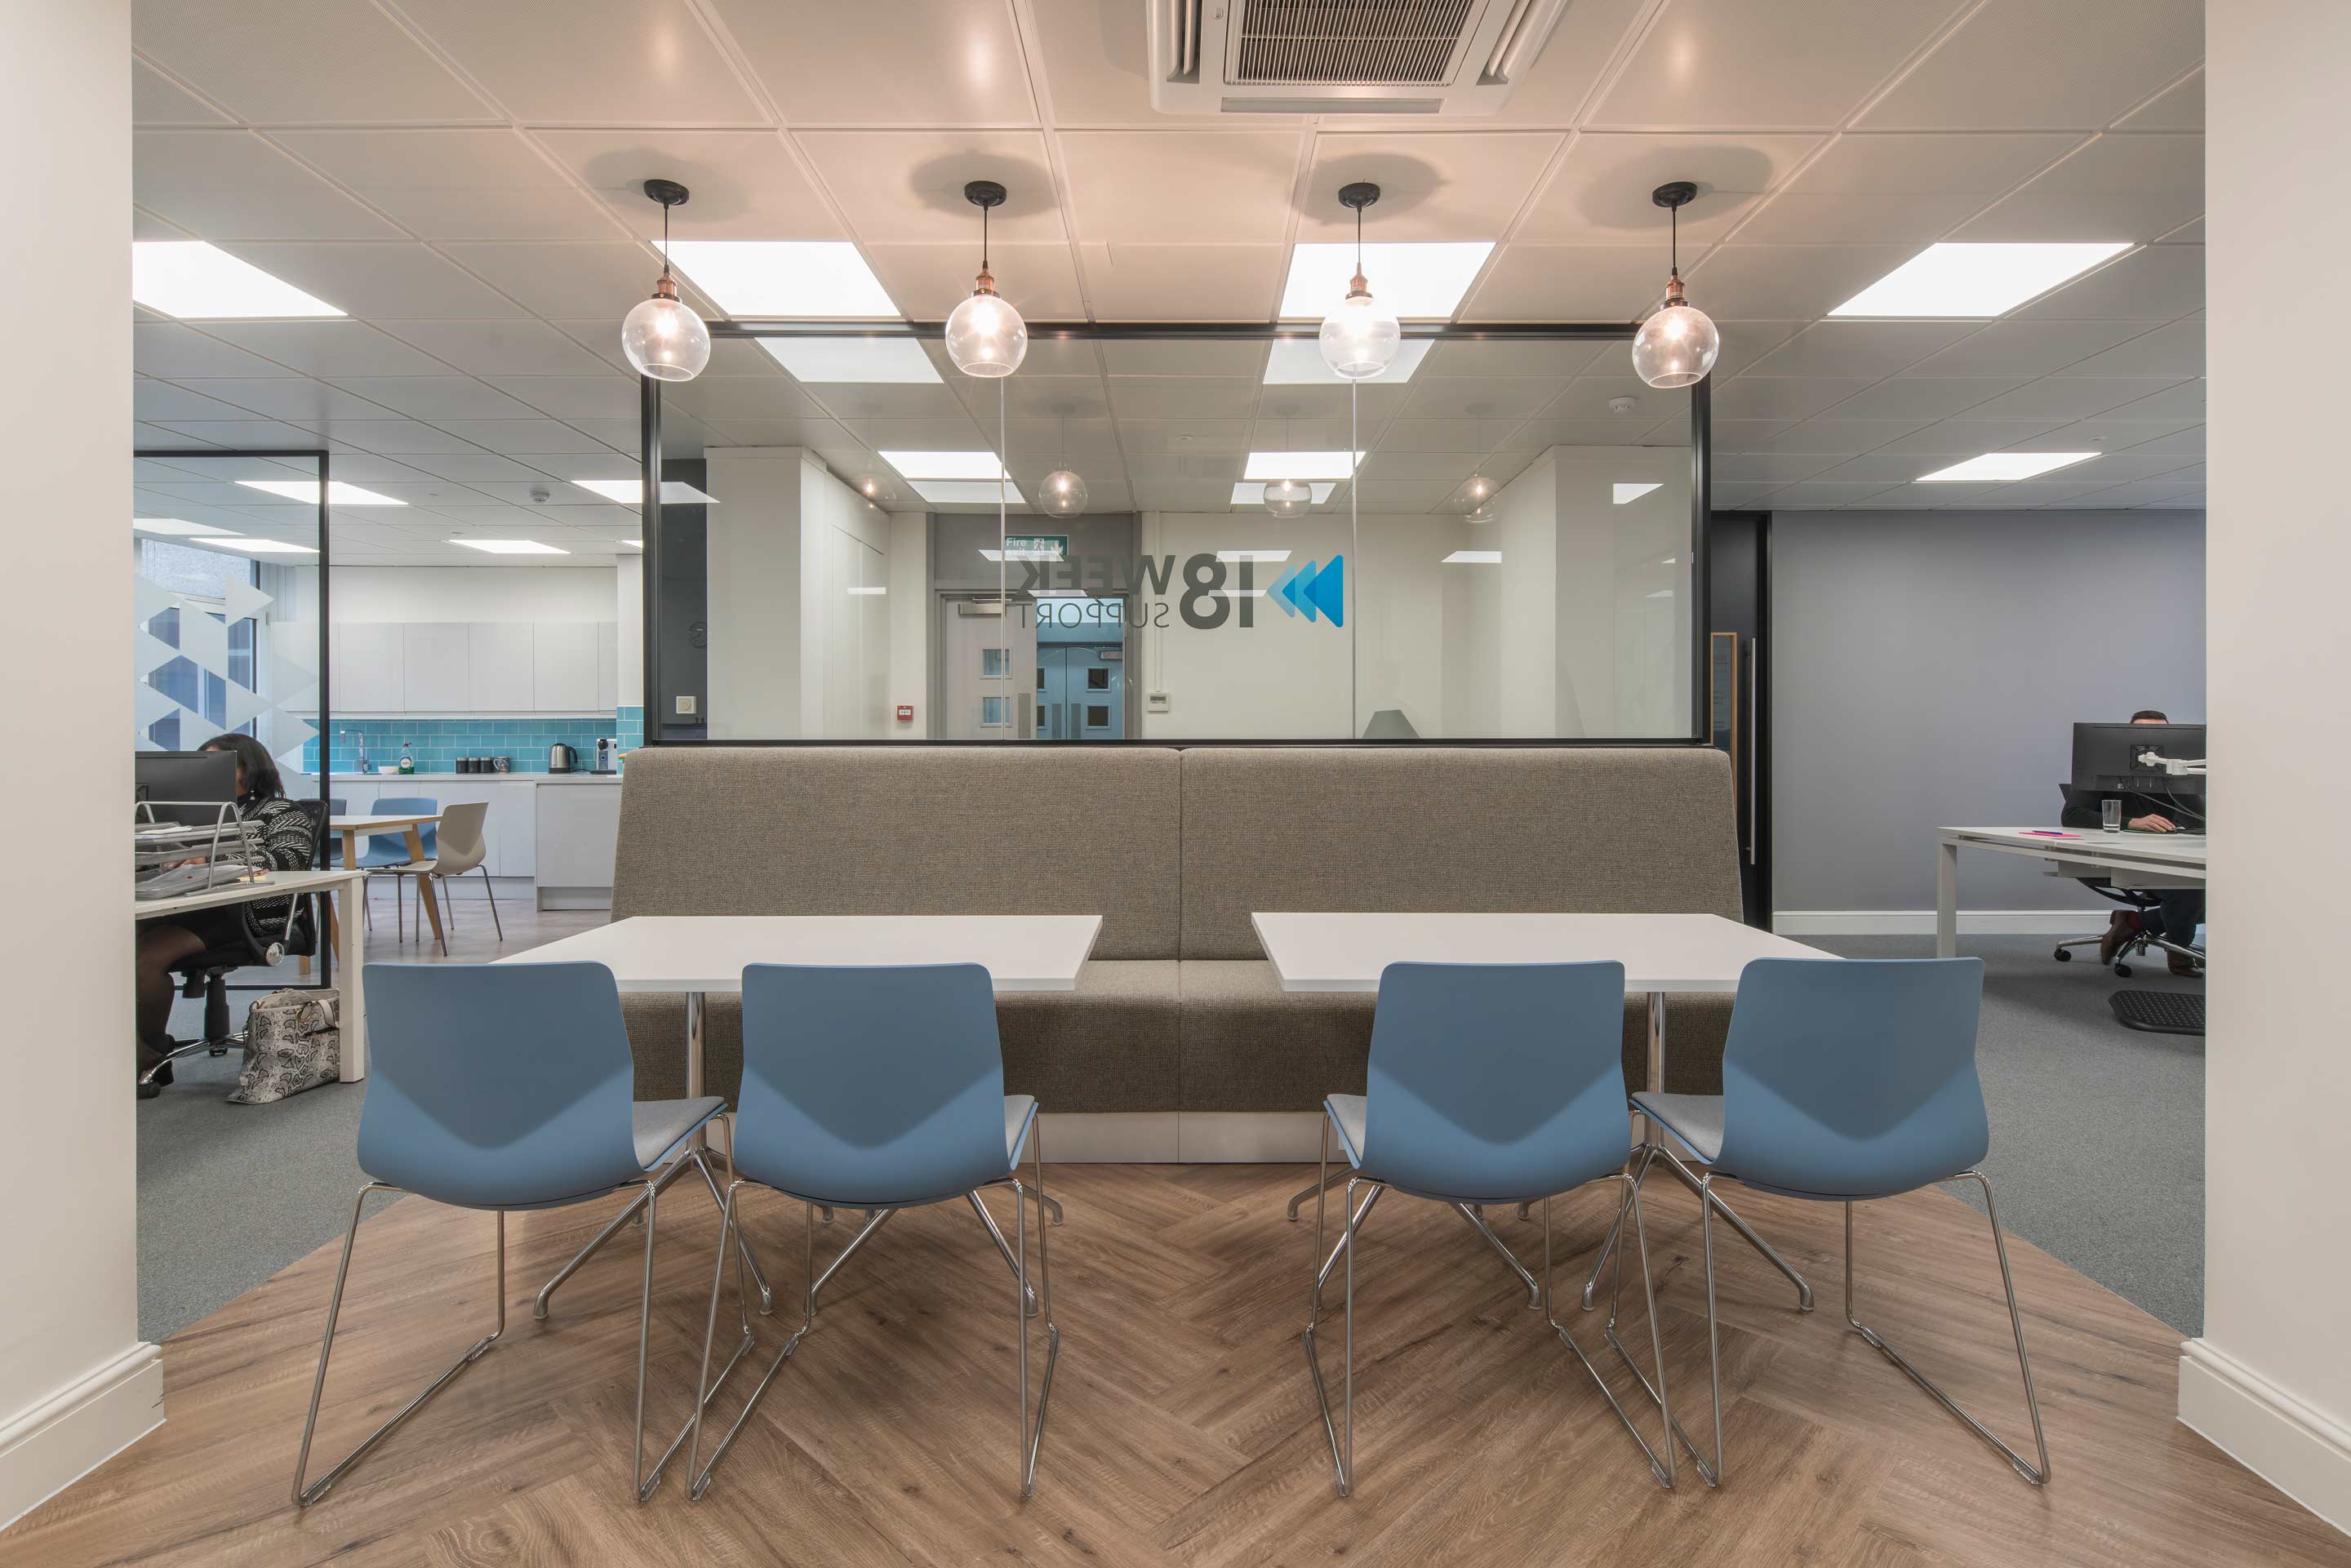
xmin=621 ymin=179 xmax=711 ymax=383
xmin=944 ymin=180 xmax=1027 ymax=380
xmin=1631 ymin=180 xmax=1720 ymax=390
xmin=1264 ymin=477 xmax=1313 ymax=518
xmin=1038 ymin=413 xmax=1087 ymax=517
xmin=1319 ymin=182 xmax=1402 ymax=381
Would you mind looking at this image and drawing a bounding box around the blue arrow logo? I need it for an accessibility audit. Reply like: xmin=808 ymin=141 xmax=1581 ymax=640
xmin=1267 ymin=554 xmax=1345 ymax=628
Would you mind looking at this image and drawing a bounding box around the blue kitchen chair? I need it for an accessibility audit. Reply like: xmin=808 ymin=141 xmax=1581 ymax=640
xmin=293 ymin=962 xmax=759 ymax=1508
xmin=686 ymin=963 xmax=1058 ymax=1502
xmin=1303 ymin=962 xmax=1675 ymax=1498
xmin=358 ymin=796 xmax=437 ymax=942
xmin=1630 ymin=957 xmax=2048 ymax=1488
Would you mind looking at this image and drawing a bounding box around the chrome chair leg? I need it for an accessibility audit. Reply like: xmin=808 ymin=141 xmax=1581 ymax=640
xmin=536 ymin=1131 xmax=772 ymax=1321
xmin=1451 ymin=1202 xmax=1542 ymax=1309
xmin=1286 ymin=1162 xmax=1349 ymax=1220
xmin=1846 ymin=1177 xmax=2050 ymax=1486
xmin=1582 ymin=1142 xmax=1813 ymax=1315
xmin=690 ymin=1188 xmax=816 ymax=1500
xmin=1011 ymin=1122 xmax=1059 ymax=1497
xmin=294 ymin=1186 xmax=503 ymax=1508
xmin=1301 ymin=1172 xmax=1371 ymax=1498
xmin=478 ymin=864 xmax=504 ymax=940
xmin=966 ymin=1191 xmax=1042 ymax=1317
xmin=1553 ymin=1176 xmax=1676 ymax=1490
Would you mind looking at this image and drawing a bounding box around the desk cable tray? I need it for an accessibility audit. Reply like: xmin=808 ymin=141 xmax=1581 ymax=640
xmin=2109 ymin=988 xmax=2205 ymax=1037
xmin=134 ymin=802 xmax=266 ymax=901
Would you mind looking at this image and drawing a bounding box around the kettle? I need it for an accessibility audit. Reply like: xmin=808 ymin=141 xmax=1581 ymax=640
xmin=547 ymin=742 xmax=580 ymax=773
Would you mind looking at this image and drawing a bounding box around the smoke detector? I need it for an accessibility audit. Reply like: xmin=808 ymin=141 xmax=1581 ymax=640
xmin=1608 ymin=395 xmax=1638 ymax=415
xmin=1148 ymin=0 xmax=1576 ymax=117
xmin=528 ymin=484 xmax=553 ymax=503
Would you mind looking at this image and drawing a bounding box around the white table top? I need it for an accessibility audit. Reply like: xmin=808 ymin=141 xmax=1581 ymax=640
xmin=134 ymin=865 xmax=365 ymax=918
xmin=1251 ymin=911 xmax=1834 ymax=994
xmin=499 ymin=914 xmax=1102 ymax=994
xmin=331 ymin=812 xmax=442 ymax=832
xmin=1940 ymin=825 xmax=2207 ymax=869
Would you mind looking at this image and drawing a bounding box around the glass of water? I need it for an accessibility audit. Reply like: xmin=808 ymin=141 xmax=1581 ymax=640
xmin=2102 ymin=797 xmax=2122 ymax=833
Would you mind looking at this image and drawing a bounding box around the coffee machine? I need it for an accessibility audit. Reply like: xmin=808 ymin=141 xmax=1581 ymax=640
xmin=594 ymin=737 xmax=619 ymax=773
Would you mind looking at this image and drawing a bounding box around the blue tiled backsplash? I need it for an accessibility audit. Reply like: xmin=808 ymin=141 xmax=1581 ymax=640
xmin=305 ymin=717 xmax=623 ymax=775
xmin=616 ymin=704 xmax=645 ymax=752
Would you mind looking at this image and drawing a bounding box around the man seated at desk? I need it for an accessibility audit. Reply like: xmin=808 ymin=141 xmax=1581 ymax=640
xmin=2060 ymin=708 xmax=2204 ymax=975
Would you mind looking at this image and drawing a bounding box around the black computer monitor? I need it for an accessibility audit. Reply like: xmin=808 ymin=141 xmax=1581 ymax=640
xmin=2070 ymin=722 xmax=2207 ymax=797
xmin=135 ymin=748 xmax=238 ymax=825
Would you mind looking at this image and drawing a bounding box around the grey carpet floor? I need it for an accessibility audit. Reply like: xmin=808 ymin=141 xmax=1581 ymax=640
xmin=134 ymin=931 xmax=2206 ymax=1343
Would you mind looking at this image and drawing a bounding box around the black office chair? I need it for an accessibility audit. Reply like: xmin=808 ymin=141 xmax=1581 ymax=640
xmin=141 ymin=798 xmax=328 ymax=1086
xmin=2050 ymin=785 xmax=2203 ymax=979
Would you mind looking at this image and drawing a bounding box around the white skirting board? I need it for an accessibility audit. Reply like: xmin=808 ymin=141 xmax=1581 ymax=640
xmin=0 ymin=1343 xmax=163 ymax=1532
xmin=2178 ymin=1339 xmax=2351 ymax=1538
xmin=1038 ymin=1111 xmax=1326 ymax=1163
xmin=1775 ymin=910 xmax=2105 ymax=938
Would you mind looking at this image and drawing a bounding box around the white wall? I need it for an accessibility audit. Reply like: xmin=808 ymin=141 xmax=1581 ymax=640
xmin=2183 ymin=3 xmax=2351 ymax=1535
xmin=799 ymin=461 xmax=891 ymax=739
xmin=314 ymin=565 xmax=616 ymax=624
xmin=615 ymin=554 xmax=642 ymax=710
xmin=887 ymin=513 xmax=930 ymax=738
xmin=1 ymin=0 xmax=158 ymax=1530
xmin=704 ymin=450 xmax=804 ymax=738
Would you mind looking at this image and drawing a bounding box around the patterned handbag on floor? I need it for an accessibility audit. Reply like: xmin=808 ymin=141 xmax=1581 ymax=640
xmin=229 ymin=988 xmax=342 ymax=1104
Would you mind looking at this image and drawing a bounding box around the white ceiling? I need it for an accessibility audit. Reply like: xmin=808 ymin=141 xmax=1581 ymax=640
xmin=130 ymin=0 xmax=2206 ymax=563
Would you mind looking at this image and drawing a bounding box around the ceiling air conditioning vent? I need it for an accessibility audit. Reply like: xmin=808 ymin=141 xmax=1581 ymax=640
xmin=1149 ymin=0 xmax=1573 ymax=116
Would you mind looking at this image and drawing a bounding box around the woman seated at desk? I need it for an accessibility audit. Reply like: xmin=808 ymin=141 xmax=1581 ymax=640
xmin=134 ymin=733 xmax=316 ymax=1096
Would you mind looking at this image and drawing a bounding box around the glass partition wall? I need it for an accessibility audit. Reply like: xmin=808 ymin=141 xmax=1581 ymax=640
xmin=639 ymin=325 xmax=1704 ymax=744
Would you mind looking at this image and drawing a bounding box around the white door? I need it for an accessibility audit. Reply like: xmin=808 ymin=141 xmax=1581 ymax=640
xmin=939 ymin=598 xmax=1038 ymax=740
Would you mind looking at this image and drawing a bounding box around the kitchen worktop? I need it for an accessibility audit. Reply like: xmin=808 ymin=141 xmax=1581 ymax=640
xmin=327 ymin=771 xmax=623 ymax=784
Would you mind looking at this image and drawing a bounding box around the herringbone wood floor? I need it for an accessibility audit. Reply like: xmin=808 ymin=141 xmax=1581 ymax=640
xmin=8 ymin=1164 xmax=2345 ymax=1568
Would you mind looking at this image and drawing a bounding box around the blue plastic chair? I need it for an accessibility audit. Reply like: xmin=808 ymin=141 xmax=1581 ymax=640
xmin=292 ymin=962 xmax=747 ymax=1508
xmin=1629 ymin=957 xmax=2048 ymax=1488
xmin=357 ymin=796 xmax=437 ymax=944
xmin=1304 ymin=962 xmax=1675 ymax=1498
xmin=686 ymin=963 xmax=1058 ymax=1503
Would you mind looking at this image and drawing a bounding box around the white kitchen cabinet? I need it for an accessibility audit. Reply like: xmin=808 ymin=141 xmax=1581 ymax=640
xmin=331 ymin=623 xmax=403 ymax=713
xmin=595 ymin=620 xmax=620 ymax=711
xmin=535 ymin=781 xmax=621 ymax=908
xmin=402 ymin=624 xmax=470 ymax=712
xmin=467 ymin=622 xmax=535 ymax=711
xmin=495 ymin=780 xmax=536 ymax=876
xmin=532 ymin=622 xmax=598 ymax=712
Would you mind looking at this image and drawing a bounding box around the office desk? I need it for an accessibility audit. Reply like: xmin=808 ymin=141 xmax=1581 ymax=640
xmin=1936 ymin=827 xmax=2208 ymax=958
xmin=135 ymin=866 xmax=371 ymax=1080
xmin=332 ymin=811 xmax=446 ymax=948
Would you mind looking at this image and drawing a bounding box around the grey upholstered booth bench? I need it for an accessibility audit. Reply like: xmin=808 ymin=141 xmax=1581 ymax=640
xmin=610 ymin=745 xmax=1746 ymax=1162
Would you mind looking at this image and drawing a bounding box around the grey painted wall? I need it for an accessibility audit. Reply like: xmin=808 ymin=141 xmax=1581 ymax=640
xmin=1772 ymin=509 xmax=2205 ymax=915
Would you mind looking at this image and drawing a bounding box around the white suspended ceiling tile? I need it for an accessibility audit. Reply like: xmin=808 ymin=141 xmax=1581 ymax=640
xmin=1754 ymin=481 xmax=1902 ymax=509
xmin=394 ymin=0 xmax=767 ymax=126
xmin=1457 ymin=246 xmax=1662 ymax=323
xmin=308 ymin=419 xmax=491 ymax=453
xmin=436 ymin=420 xmax=616 ymax=455
xmin=795 ymin=131 xmax=1060 ymax=243
xmin=1679 ymin=244 xmax=1920 ymax=322
xmin=1515 ymin=134 xmax=1821 ymax=245
xmin=1398 ymin=380 xmax=1561 ymax=421
xmin=2101 ymin=380 xmax=2204 ymax=421
xmin=659 ymin=375 xmax=822 ymax=422
xmin=958 ymin=375 xmax=1114 ymax=421
xmin=536 ymin=129 xmax=845 ymax=242
xmin=202 ymin=321 xmax=456 ymax=377
xmin=710 ymin=0 xmax=1035 ymax=126
xmin=2116 ymin=71 xmax=2202 ymax=131
xmin=583 ymin=414 xmax=709 ymax=453
xmin=1742 ymin=321 xmax=1979 ymax=379
xmin=436 ymin=242 xmax=682 ymax=322
xmin=704 ymin=416 xmax=854 ymax=448
xmin=824 ymin=382 xmax=972 ymax=420
xmin=860 ymin=242 xmax=1088 ymax=322
xmin=1588 ymin=0 xmax=1961 ymax=131
xmin=132 ymin=209 xmax=193 ymax=241
xmin=1865 ymin=482 xmax=2011 ymax=508
xmin=1953 ymin=179 xmax=2202 ymax=246
xmin=1988 ymin=451 xmax=2200 ymax=483
xmin=1453 ymin=0 xmax=1653 ymax=129
xmin=1016 ymin=0 xmax=1168 ymax=126
xmin=270 ymin=129 xmax=617 ymax=242
xmin=1103 ymin=378 xmax=1264 ymax=420
xmin=1097 ymin=341 xmax=1260 ymax=377
xmin=2117 ymin=424 xmax=2204 ymax=455
xmin=1706 ymin=418 xmax=1799 ymax=451
xmin=130 ymin=0 xmax=494 ymax=124
xmin=133 ymin=60 xmax=228 ymax=126
xmin=317 ymin=455 xmax=438 ymax=485
xmin=1816 ymin=375 xmax=2029 ymax=420
xmin=149 ymin=420 xmax=327 ymax=449
xmin=1864 ymin=417 xmax=2078 ymax=456
xmin=1898 ymin=319 xmax=2156 ymax=377
xmin=1958 ymin=376 xmax=2188 ymax=422
xmin=2061 ymin=480 xmax=2204 ymax=506
xmin=1804 ymin=452 xmax=1957 ymax=486
xmin=136 ymin=131 xmax=407 ymax=242
xmin=328 ymin=376 xmax=544 ymax=421
xmin=2050 ymin=320 xmax=2203 ymax=379
xmin=1709 ymin=375 xmax=1877 ymax=422
xmin=482 ymin=377 xmax=642 ymax=421
xmin=1734 ymin=190 xmax=1996 ymax=246
xmin=1713 ymin=452 xmax=1845 ymax=485
xmin=374 ymin=319 xmax=619 ymax=379
xmin=1058 ymin=132 xmax=1305 ymax=247
xmin=2011 ymin=242 xmax=2202 ymax=321
xmin=223 ymin=242 xmax=528 ymax=318
xmin=2158 ymin=218 xmax=2203 ymax=245
xmin=1076 ymin=243 xmax=1288 ymax=322
xmin=398 ymin=451 xmax=567 ymax=482
xmin=135 ymin=380 xmax=269 ymax=423
xmin=1299 ymin=133 xmax=1563 ymax=242
xmin=1745 ymin=420 xmax=1931 ymax=455
xmin=1856 ymin=0 xmax=2203 ymax=131
xmin=1416 ymin=340 xmax=1614 ymax=379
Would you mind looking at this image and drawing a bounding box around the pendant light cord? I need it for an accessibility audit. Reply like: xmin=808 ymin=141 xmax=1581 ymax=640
xmin=1669 ymin=201 xmax=1678 ymax=279
xmin=981 ymin=201 xmax=991 ymax=273
xmin=661 ymin=199 xmax=673 ymax=281
xmin=998 ymin=375 xmax=1008 ymax=734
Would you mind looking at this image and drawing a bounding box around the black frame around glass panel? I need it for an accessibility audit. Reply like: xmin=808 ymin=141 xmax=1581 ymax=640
xmin=638 ymin=321 xmax=1709 ymax=748
xmin=134 ymin=446 xmax=335 ymax=985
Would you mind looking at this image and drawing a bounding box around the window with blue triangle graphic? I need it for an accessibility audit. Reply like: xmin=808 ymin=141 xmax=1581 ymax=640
xmin=1266 ymin=555 xmax=1344 ymax=627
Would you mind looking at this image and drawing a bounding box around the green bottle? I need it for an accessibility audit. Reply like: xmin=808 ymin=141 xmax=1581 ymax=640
xmin=398 ymin=743 xmax=416 ymax=775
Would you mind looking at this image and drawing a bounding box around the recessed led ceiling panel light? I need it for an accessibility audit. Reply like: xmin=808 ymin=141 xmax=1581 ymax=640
xmin=1278 ymin=242 xmax=1495 ymax=320
xmin=450 ymin=538 xmax=569 ymax=554
xmin=134 ymin=517 xmax=237 ymax=536
xmin=131 ymin=241 xmax=344 ymax=318
xmin=881 ymin=451 xmax=1007 ymax=480
xmin=1242 ymin=451 xmax=1363 ymax=482
xmin=1613 ymin=482 xmax=1663 ymax=504
xmin=1261 ymin=337 xmax=1432 ymax=384
xmin=1917 ymin=451 xmax=2101 ymax=482
xmin=756 ymin=336 xmax=941 ymax=384
xmin=1829 ymin=242 xmax=2134 ymax=318
xmin=664 ymin=241 xmax=900 ymax=318
xmin=212 ymin=538 xmax=318 ymax=553
xmin=926 ymin=482 xmax=1030 ymax=507
xmin=1442 ymin=550 xmax=1502 ymax=564
xmin=1229 ymin=482 xmax=1337 ymax=506
xmin=621 ymin=538 xmax=643 ymax=547
xmin=568 ymin=478 xmax=719 ymax=505
xmin=846 ymin=585 xmax=888 ymax=596
xmin=235 ymin=479 xmax=406 ymax=506
xmin=1215 ymin=549 xmax=1293 ymax=562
